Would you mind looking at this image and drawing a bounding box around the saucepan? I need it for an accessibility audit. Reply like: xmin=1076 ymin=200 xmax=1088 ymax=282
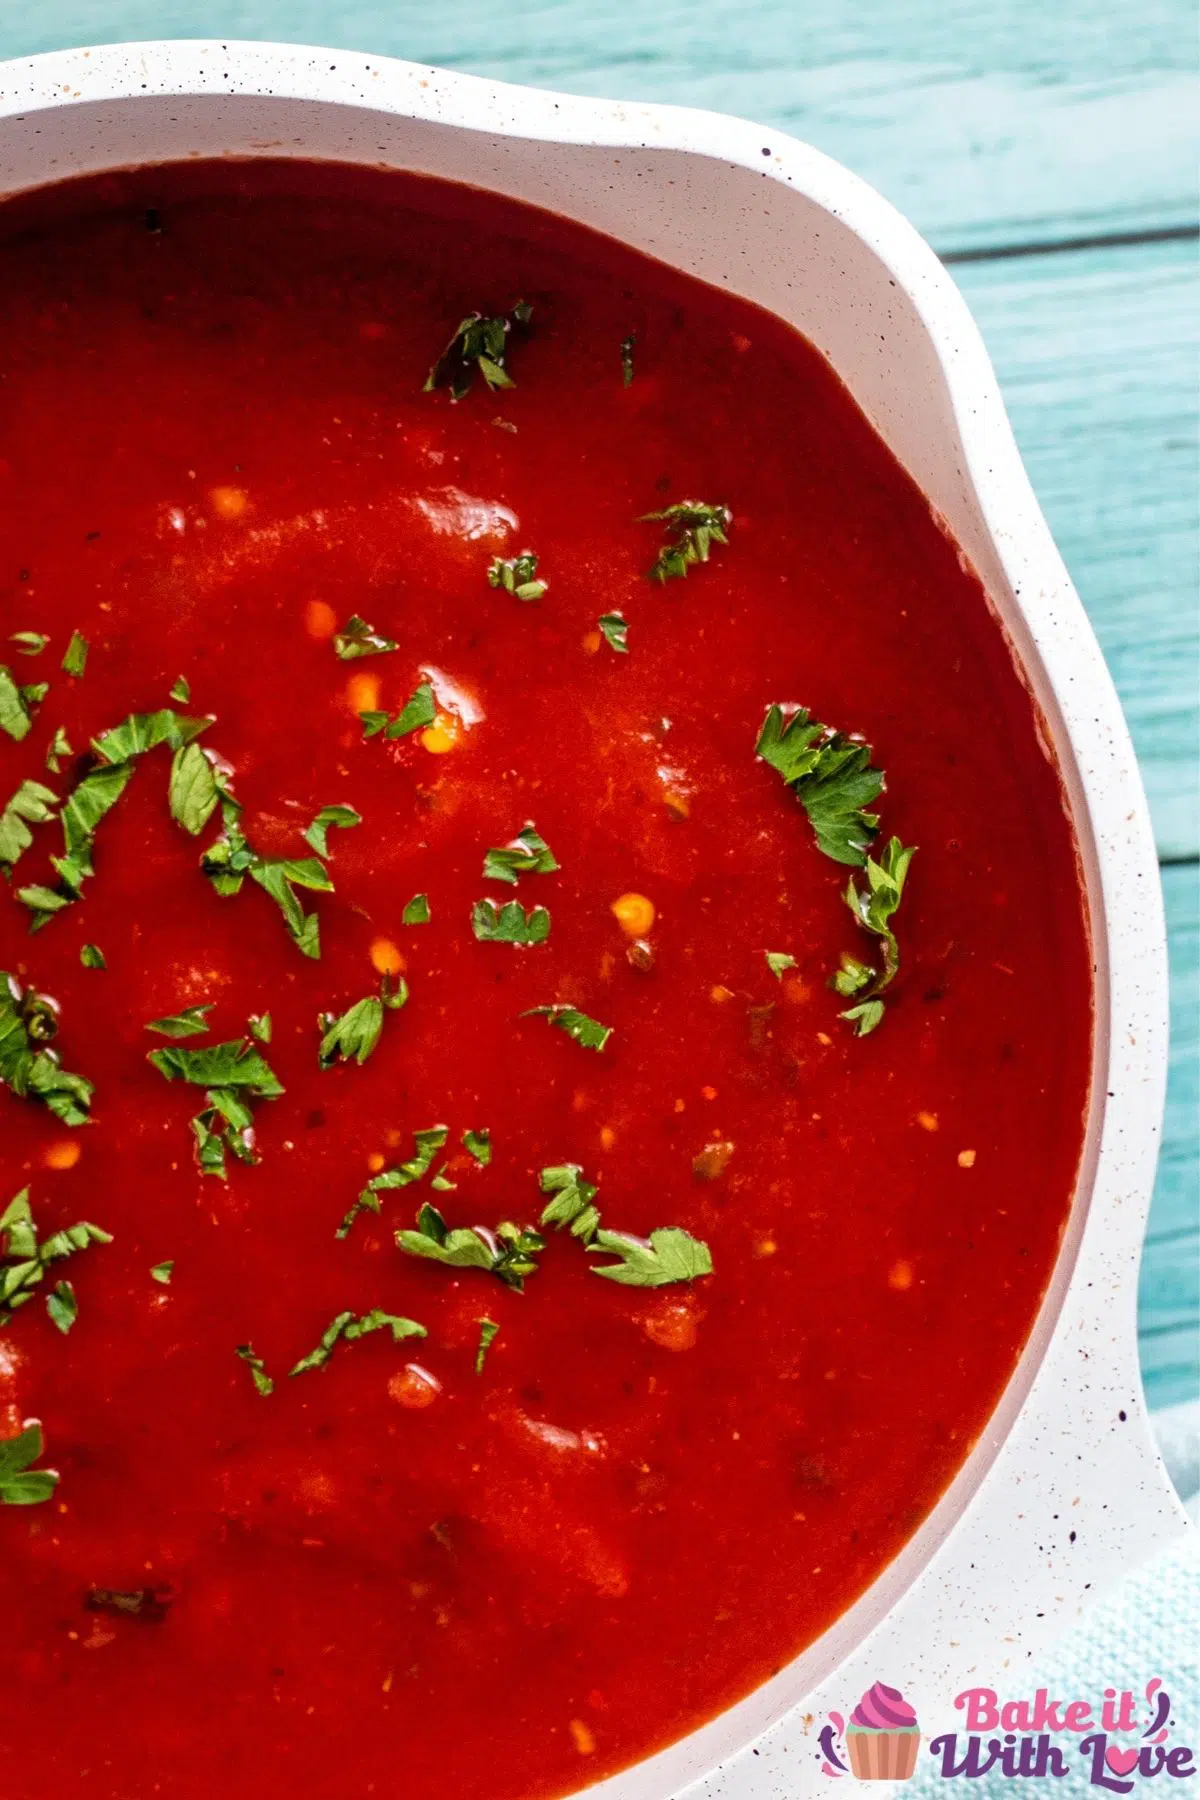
xmin=0 ymin=39 xmax=1183 ymax=1798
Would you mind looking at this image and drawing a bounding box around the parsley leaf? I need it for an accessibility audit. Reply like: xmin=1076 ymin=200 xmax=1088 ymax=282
xmin=487 ymin=552 xmax=547 ymax=602
xmin=0 ymin=974 xmax=94 ymax=1125
xmin=463 ymin=1128 xmax=491 ymax=1166
xmin=641 ymin=501 xmax=731 ymax=582
xmin=755 ymin=704 xmax=883 ymax=867
xmin=424 ymin=301 xmax=532 ymax=400
xmin=522 ymin=1005 xmax=612 ymax=1052
xmin=149 ymin=1036 xmax=283 ymax=1179
xmin=337 ymin=1124 xmax=449 ymax=1238
xmin=10 ymin=632 xmax=48 ymax=657
xmin=46 ymin=1280 xmax=77 ymax=1334
xmin=833 ymin=836 xmax=917 ymax=1035
xmin=402 ymin=893 xmax=431 ymax=925
xmin=80 ymin=943 xmax=106 ymax=969
xmin=148 ymin=1038 xmax=283 ymax=1093
xmin=475 ymin=1318 xmax=500 ymax=1373
xmin=0 ymin=779 xmax=57 ymax=872
xmin=620 ymin=333 xmax=636 ymax=387
xmin=396 ymin=1203 xmax=545 ymax=1292
xmin=587 ymin=1226 xmax=713 ymax=1287
xmin=146 ymin=1004 xmax=213 ymax=1039
xmin=539 ymin=1164 xmax=600 ymax=1244
xmin=388 ymin=682 xmax=437 ymax=741
xmin=168 ymin=742 xmax=219 ymax=836
xmin=317 ymin=977 xmax=407 ymax=1069
xmin=247 ymin=1013 xmax=272 ymax=1044
xmin=150 ymin=1260 xmax=174 ymax=1284
xmin=0 ymin=667 xmax=46 ymax=742
xmin=18 ymin=709 xmax=209 ymax=926
xmin=235 ymin=1344 xmax=274 ymax=1397
xmin=333 ymin=615 xmax=398 ymax=660
xmin=1 ymin=1188 xmax=112 ymax=1325
xmin=61 ymin=631 xmax=88 ymax=677
xmin=471 ymin=897 xmax=551 ymax=946
xmin=201 ymin=788 xmax=333 ymax=959
xmin=289 ymin=1308 xmax=426 ymax=1378
xmin=0 ymin=1420 xmax=58 ymax=1505
xmin=304 ymin=804 xmax=361 ymax=857
xmin=765 ymin=951 xmax=796 ymax=980
xmin=598 ymin=612 xmax=628 ymax=654
xmin=169 ymin=675 xmax=191 ymax=703
xmin=44 ymin=726 xmax=72 ymax=774
xmin=482 ymin=823 xmax=558 ymax=885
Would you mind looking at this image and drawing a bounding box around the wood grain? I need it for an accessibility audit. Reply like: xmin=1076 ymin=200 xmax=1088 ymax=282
xmin=955 ymin=236 xmax=1198 ymax=862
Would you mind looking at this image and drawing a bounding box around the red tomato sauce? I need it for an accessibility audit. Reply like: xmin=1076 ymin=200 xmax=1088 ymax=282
xmin=0 ymin=162 xmax=1091 ymax=1800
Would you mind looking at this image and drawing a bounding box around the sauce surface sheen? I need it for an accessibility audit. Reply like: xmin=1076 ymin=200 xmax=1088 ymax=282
xmin=0 ymin=162 xmax=1091 ymax=1800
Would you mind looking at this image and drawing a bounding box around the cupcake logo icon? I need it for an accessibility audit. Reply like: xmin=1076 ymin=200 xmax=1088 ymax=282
xmin=820 ymin=1681 xmax=921 ymax=1781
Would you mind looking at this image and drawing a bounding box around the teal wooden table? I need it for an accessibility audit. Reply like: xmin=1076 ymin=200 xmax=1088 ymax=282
xmin=4 ymin=1 xmax=1196 ymax=1409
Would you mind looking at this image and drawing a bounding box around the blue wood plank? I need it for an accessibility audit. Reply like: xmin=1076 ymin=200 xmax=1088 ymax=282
xmin=954 ymin=237 xmax=1199 ymax=861
xmin=1139 ymin=863 xmax=1200 ymax=1412
xmin=2 ymin=0 xmax=1197 ymax=253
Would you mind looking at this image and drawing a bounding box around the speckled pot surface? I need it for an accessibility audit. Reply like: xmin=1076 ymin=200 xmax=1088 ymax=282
xmin=0 ymin=40 xmax=1186 ymax=1800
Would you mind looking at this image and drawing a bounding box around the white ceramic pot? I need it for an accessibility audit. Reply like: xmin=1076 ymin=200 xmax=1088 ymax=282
xmin=0 ymin=40 xmax=1185 ymax=1800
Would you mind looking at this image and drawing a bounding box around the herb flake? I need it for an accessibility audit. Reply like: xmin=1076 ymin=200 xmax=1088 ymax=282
xmin=641 ymin=502 xmax=731 ymax=582
xmin=587 ymin=1226 xmax=712 ymax=1287
xmin=482 ymin=823 xmax=558 ymax=886
xmin=0 ymin=1420 xmax=58 ymax=1505
xmin=598 ymin=612 xmax=628 ymax=654
xmin=424 ymin=302 xmax=532 ymax=400
xmin=522 ymin=1005 xmax=612 ymax=1052
xmin=333 ymin=615 xmax=398 ymax=660
xmin=487 ymin=552 xmax=547 ymax=602
xmin=471 ymin=897 xmax=551 ymax=946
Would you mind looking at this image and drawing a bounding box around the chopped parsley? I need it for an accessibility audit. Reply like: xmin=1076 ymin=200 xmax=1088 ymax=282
xmin=396 ymin=1203 xmax=544 ymax=1292
xmin=148 ymin=1034 xmax=284 ymax=1179
xmin=333 ymin=615 xmax=398 ymax=660
xmin=146 ymin=1004 xmax=213 ymax=1039
xmin=361 ymin=681 xmax=436 ymax=742
xmin=304 ymin=804 xmax=361 ymax=857
xmin=150 ymin=1260 xmax=174 ymax=1285
xmin=0 ymin=973 xmax=94 ymax=1125
xmin=487 ymin=552 xmax=547 ymax=602
xmin=475 ymin=1318 xmax=500 ymax=1374
xmin=0 ymin=1420 xmax=58 ymax=1505
xmin=587 ymin=1226 xmax=713 ymax=1287
xmin=755 ymin=704 xmax=883 ymax=866
xmin=61 ymin=631 xmax=89 ymax=677
xmin=620 ymin=333 xmax=636 ymax=387
xmin=0 ymin=779 xmax=57 ymax=872
xmin=1 ymin=1188 xmax=112 ymax=1326
xmin=168 ymin=742 xmax=220 ymax=836
xmin=471 ymin=897 xmax=551 ymax=946
xmin=641 ymin=502 xmax=732 ymax=582
xmin=19 ymin=708 xmax=209 ymax=925
xmin=482 ymin=823 xmax=558 ymax=885
xmin=289 ymin=1308 xmax=426 ymax=1377
xmin=10 ymin=631 xmax=49 ymax=657
xmin=424 ymin=301 xmax=532 ymax=400
xmin=80 ymin=944 xmax=106 ymax=970
xmin=201 ymin=785 xmax=334 ymax=960
xmin=337 ymin=1124 xmax=449 ymax=1238
xmin=44 ymin=726 xmax=72 ymax=775
xmin=539 ymin=1164 xmax=600 ymax=1244
xmin=0 ymin=666 xmax=49 ymax=742
xmin=522 ymin=1005 xmax=612 ymax=1052
xmin=402 ymin=893 xmax=431 ymax=926
xmin=317 ymin=976 xmax=407 ymax=1069
xmin=463 ymin=1128 xmax=491 ymax=1166
xmin=598 ymin=612 xmax=628 ymax=654
xmin=169 ymin=675 xmax=191 ymax=703
xmin=832 ymin=836 xmax=918 ymax=1035
xmin=247 ymin=1012 xmax=272 ymax=1044
xmin=235 ymin=1343 xmax=274 ymax=1397
xmin=765 ymin=951 xmax=796 ymax=980
xmin=46 ymin=1280 xmax=77 ymax=1334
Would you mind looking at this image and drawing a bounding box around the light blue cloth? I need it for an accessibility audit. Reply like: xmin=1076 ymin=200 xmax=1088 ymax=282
xmin=909 ymin=1402 xmax=1198 ymax=1795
